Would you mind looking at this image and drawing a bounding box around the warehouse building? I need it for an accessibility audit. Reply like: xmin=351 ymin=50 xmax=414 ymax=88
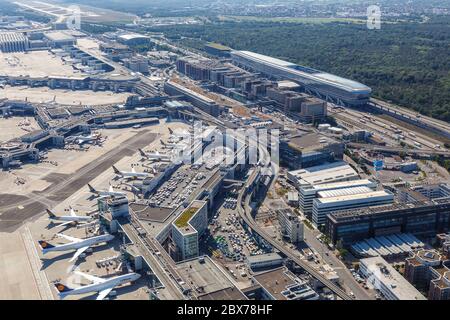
xmin=0 ymin=32 xmax=28 ymax=52
xmin=287 ymin=161 xmax=358 ymax=189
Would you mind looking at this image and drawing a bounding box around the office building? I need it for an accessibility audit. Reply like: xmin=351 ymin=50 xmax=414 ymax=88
xmin=326 ymin=198 xmax=450 ymax=245
xmin=277 ymin=209 xmax=304 ymax=243
xmin=405 ymin=247 xmax=450 ymax=300
xmin=281 ymin=134 xmax=344 ymax=170
xmin=230 ymin=50 xmax=371 ymax=106
xmin=172 ymin=200 xmax=208 ymax=261
xmin=428 ymin=265 xmax=450 ymax=300
xmin=359 ymin=256 xmax=426 ymax=300
xmin=0 ymin=32 xmax=28 ymax=52
xmin=299 ymin=179 xmax=377 ymax=216
xmin=405 ymin=250 xmax=443 ymax=290
xmin=312 ymin=189 xmax=394 ymax=226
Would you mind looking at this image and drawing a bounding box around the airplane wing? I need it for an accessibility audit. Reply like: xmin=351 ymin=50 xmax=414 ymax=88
xmin=57 ymin=233 xmax=82 ymax=243
xmin=69 ymin=246 xmax=90 ymax=262
xmin=74 ymin=271 xmax=106 ymax=284
xmin=96 ymin=287 xmax=113 ymax=300
xmin=59 ymin=221 xmax=74 ymax=227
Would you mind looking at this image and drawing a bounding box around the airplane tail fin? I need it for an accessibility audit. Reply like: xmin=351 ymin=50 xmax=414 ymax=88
xmin=46 ymin=209 xmax=56 ymax=218
xmin=112 ymin=165 xmax=121 ymax=174
xmin=38 ymin=240 xmax=55 ymax=250
xmin=54 ymin=282 xmax=73 ymax=296
xmin=87 ymin=184 xmax=97 ymax=193
xmin=138 ymin=148 xmax=146 ymax=157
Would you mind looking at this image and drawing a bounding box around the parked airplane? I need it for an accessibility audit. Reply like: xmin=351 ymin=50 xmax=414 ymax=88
xmin=47 ymin=207 xmax=94 ymax=227
xmin=112 ymin=165 xmax=148 ymax=180
xmin=69 ymin=134 xmax=100 ymax=145
xmin=54 ymin=271 xmax=141 ymax=300
xmin=87 ymin=184 xmax=126 ymax=198
xmin=38 ymin=233 xmax=114 ymax=262
xmin=138 ymin=149 xmax=171 ymax=162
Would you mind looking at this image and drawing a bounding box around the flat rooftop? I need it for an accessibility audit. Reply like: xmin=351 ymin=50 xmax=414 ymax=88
xmin=176 ymin=256 xmax=246 ymax=299
xmin=361 ymin=256 xmax=426 ymax=300
xmin=317 ymin=186 xmax=373 ymax=199
xmin=315 ymin=190 xmax=393 ymax=204
xmin=44 ymin=31 xmax=76 ymax=42
xmin=252 ymin=267 xmax=295 ymax=300
xmin=302 ymin=179 xmax=376 ymax=192
xmin=288 ymin=133 xmax=339 ymax=152
xmin=130 ymin=203 xmax=173 ymax=223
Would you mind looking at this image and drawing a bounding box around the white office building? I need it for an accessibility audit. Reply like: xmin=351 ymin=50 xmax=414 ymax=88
xmin=312 ymin=190 xmax=394 ymax=226
xmin=277 ymin=209 xmax=304 ymax=243
xmin=299 ymin=179 xmax=377 ymax=216
xmin=359 ymin=256 xmax=426 ymax=300
xmin=172 ymin=200 xmax=208 ymax=261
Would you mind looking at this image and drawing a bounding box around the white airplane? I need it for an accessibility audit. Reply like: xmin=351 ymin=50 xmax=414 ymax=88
xmin=69 ymin=134 xmax=99 ymax=145
xmin=47 ymin=207 xmax=94 ymax=227
xmin=112 ymin=165 xmax=149 ymax=179
xmin=87 ymin=184 xmax=127 ymax=198
xmin=38 ymin=233 xmax=114 ymax=262
xmin=138 ymin=149 xmax=172 ymax=162
xmin=54 ymin=271 xmax=141 ymax=300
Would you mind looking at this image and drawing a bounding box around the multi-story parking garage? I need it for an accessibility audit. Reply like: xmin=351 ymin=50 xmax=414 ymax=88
xmin=230 ymin=50 xmax=372 ymax=106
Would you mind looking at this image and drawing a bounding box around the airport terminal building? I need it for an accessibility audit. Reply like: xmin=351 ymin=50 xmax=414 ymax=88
xmin=230 ymin=50 xmax=371 ymax=106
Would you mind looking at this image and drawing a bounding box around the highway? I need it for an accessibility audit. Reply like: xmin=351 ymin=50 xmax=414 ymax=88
xmin=347 ymin=143 xmax=450 ymax=158
xmin=370 ymin=98 xmax=450 ymax=134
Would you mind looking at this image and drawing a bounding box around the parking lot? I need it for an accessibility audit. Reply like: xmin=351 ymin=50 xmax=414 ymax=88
xmin=201 ymin=190 xmax=272 ymax=285
xmin=148 ymin=165 xmax=208 ymax=209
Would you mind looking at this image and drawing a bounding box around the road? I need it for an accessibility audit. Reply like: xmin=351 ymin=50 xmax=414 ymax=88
xmin=302 ymin=227 xmax=373 ymax=300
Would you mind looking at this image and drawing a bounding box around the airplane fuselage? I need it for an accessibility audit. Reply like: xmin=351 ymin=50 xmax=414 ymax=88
xmin=59 ymin=273 xmax=141 ymax=298
xmin=42 ymin=234 xmax=114 ymax=254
